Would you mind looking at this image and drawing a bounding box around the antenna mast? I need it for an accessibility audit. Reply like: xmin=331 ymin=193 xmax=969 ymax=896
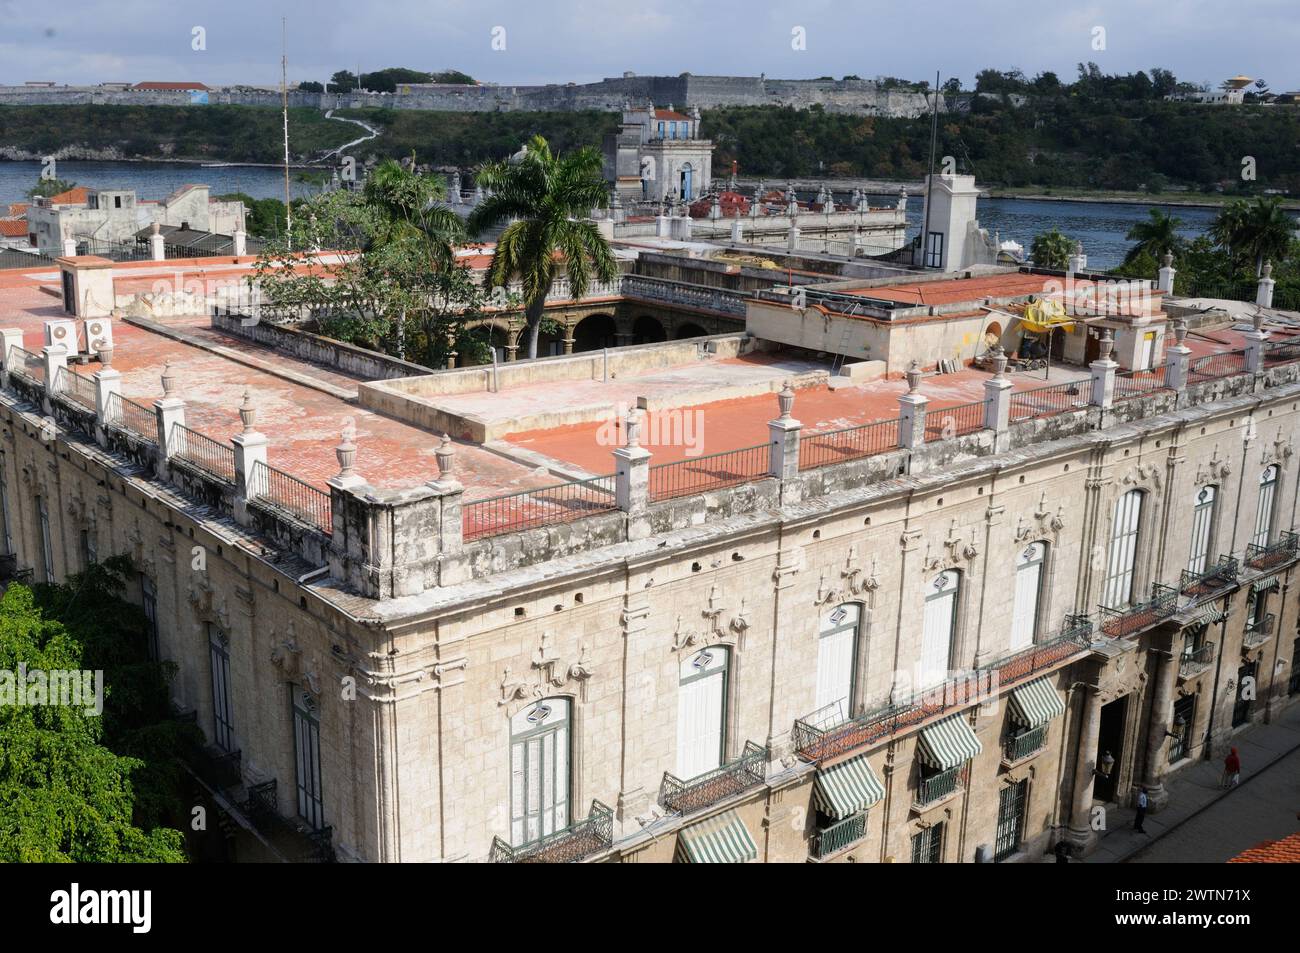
xmin=282 ymin=17 xmax=292 ymax=250
xmin=920 ymin=70 xmax=940 ymax=269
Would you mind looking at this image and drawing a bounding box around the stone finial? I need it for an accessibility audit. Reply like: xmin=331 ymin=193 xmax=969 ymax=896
xmin=1074 ymin=240 xmax=1084 ymax=256
xmin=625 ymin=409 xmax=642 ymax=448
xmin=238 ymin=388 xmax=256 ymax=432
xmin=1162 ymin=250 xmax=1173 ymax=268
xmin=435 ymin=433 xmax=455 ymax=480
xmin=335 ymin=426 xmax=357 ymax=478
xmin=1253 ymin=311 xmax=1265 ymax=333
xmin=905 ymin=359 xmax=923 ymax=393
xmin=1261 ymin=260 xmax=1273 ymax=280
xmin=1098 ymin=328 xmax=1115 ymax=362
xmin=777 ymin=380 xmax=796 ymax=419
xmin=151 ymin=222 xmax=161 ymax=236
xmin=989 ymin=344 xmax=1008 ymax=378
xmin=1174 ymin=319 xmax=1188 ymax=346
xmin=98 ymin=344 xmax=114 ymax=367
xmin=160 ymin=361 xmax=176 ymax=396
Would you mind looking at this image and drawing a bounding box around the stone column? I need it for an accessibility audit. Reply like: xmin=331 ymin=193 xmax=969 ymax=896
xmin=1067 ymin=241 xmax=1087 ymax=276
xmin=768 ymin=381 xmax=801 ymax=481
xmin=983 ymin=347 xmax=1013 ymax=450
xmin=730 ymin=216 xmax=744 ymax=244
xmin=41 ymin=343 xmax=67 ymax=399
xmin=897 ymin=361 xmax=928 ymax=449
xmin=61 ymin=238 xmax=77 ymax=258
xmin=1256 ymin=261 xmax=1275 ymax=308
xmin=1164 ymin=319 xmax=1191 ymax=391
xmin=1244 ymin=311 xmax=1269 ymax=375
xmin=153 ymin=362 xmax=186 ymax=479
xmin=1157 ymin=251 xmax=1176 ymax=294
xmin=1140 ymin=637 xmax=1177 ymax=811
xmin=233 ymin=228 xmax=248 ymax=257
xmin=148 ymin=223 xmax=165 ymax=262
xmin=92 ymin=353 xmax=122 ymax=447
xmin=787 ymin=224 xmax=800 ymax=253
xmin=230 ymin=389 xmax=269 ymax=525
xmin=1090 ymin=329 xmax=1118 ymax=409
xmin=613 ymin=410 xmax=652 ymax=541
xmin=0 ymin=328 xmax=23 ymax=388
xmin=1066 ymin=687 xmax=1103 ymax=851
xmin=428 ymin=434 xmax=468 ymax=586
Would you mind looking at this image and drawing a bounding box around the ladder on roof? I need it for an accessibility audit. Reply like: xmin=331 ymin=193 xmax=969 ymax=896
xmin=830 ymin=324 xmax=853 ymax=376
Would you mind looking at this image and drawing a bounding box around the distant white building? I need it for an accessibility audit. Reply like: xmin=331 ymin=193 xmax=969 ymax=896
xmin=1166 ymin=75 xmax=1253 ymax=105
xmin=603 ymin=103 xmax=712 ymax=204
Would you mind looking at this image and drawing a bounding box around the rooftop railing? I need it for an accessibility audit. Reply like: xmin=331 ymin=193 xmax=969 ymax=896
xmin=924 ymin=399 xmax=987 ymax=440
xmin=1099 ymin=583 xmax=1179 ymax=639
xmin=1114 ymin=368 xmax=1169 ymax=401
xmin=791 ymin=620 xmax=1093 ymax=763
xmin=488 ymin=800 xmax=614 ymax=864
xmin=55 ymin=366 xmax=98 ymax=410
xmin=659 ymin=741 xmax=768 ymax=816
xmin=105 ymin=391 xmax=159 ymax=444
xmin=647 ymin=443 xmax=769 ymax=501
xmin=799 ymin=418 xmax=900 ymax=470
xmin=1245 ymin=531 xmax=1299 ymax=570
xmin=462 ymin=474 xmax=617 ymax=542
xmin=1189 ymin=349 xmax=1247 ymax=383
xmin=1008 ymin=378 xmax=1089 ymax=422
xmin=170 ymin=422 xmax=236 ymax=484
xmin=249 ymin=460 xmax=333 ymax=535
xmin=6 ymin=345 xmax=42 ymax=383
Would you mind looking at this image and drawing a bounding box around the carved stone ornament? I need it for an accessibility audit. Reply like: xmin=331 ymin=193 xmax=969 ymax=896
xmin=923 ymin=520 xmax=977 ymax=572
xmin=499 ymin=631 xmax=593 ymax=706
xmin=671 ymin=584 xmax=748 ymax=652
xmin=1195 ymin=445 xmax=1233 ymax=486
xmin=1262 ymin=427 xmax=1294 ymax=469
xmin=187 ymin=576 xmax=230 ymax=631
xmin=1121 ymin=463 xmax=1162 ymax=491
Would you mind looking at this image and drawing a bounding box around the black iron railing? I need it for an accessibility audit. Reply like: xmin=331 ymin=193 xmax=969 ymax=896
xmin=1113 ymin=368 xmax=1168 ymax=400
xmin=462 ymin=474 xmax=617 ymax=541
xmin=811 ymin=811 xmax=867 ymax=859
xmin=249 ymin=460 xmax=332 ymax=535
xmin=659 ymin=741 xmax=767 ymax=815
xmin=1189 ymin=350 xmax=1247 ymax=382
xmin=1179 ymin=555 xmax=1239 ymax=597
xmin=1244 ymin=613 xmax=1275 ymax=647
xmin=488 ymin=800 xmax=614 ymax=863
xmin=799 ymin=418 xmax=900 ymax=470
xmin=1099 ymin=583 xmax=1179 ymax=638
xmin=1008 ymin=379 xmax=1089 ymax=421
xmin=54 ymin=366 xmax=98 ymax=410
xmin=1245 ymin=531 xmax=1299 ymax=570
xmin=1004 ymin=724 xmax=1048 ymax=762
xmin=647 ymin=444 xmax=769 ymax=501
xmin=6 ymin=345 xmax=43 ymax=383
xmin=107 ymin=392 xmax=159 ymax=443
xmin=170 ymin=422 xmax=236 ymax=484
xmin=1179 ymin=642 xmax=1215 ymax=679
xmin=916 ymin=765 xmax=961 ymax=805
xmin=924 ymin=399 xmax=987 ymax=440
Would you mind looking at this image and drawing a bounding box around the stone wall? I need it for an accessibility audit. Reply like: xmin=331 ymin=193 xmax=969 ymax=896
xmin=212 ymin=311 xmax=430 ymax=381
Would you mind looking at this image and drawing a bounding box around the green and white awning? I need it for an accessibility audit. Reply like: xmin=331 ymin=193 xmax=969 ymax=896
xmin=1252 ymin=574 xmax=1280 ymax=595
xmin=676 ymin=809 xmax=758 ymax=863
xmin=917 ymin=715 xmax=983 ymax=771
xmin=813 ymin=754 xmax=885 ymax=819
xmin=1190 ymin=603 xmax=1227 ymax=626
xmin=1008 ymin=677 xmax=1067 ymax=728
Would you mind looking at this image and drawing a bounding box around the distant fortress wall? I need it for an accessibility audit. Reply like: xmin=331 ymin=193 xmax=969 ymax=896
xmin=0 ymin=74 xmax=951 ymax=117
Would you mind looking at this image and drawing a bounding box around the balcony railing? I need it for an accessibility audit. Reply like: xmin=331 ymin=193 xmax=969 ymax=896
xmin=241 ymin=779 xmax=336 ymax=862
xmin=792 ymin=621 xmax=1093 ymax=763
xmin=249 ymin=460 xmax=333 ymax=535
xmin=811 ymin=811 xmax=867 ymax=859
xmin=462 ymin=474 xmax=617 ymax=541
xmin=1099 ymin=583 xmax=1179 ymax=638
xmin=1244 ymin=613 xmax=1275 ymax=648
xmin=1004 ymin=723 xmax=1048 ymax=763
xmin=800 ymin=418 xmax=900 ymax=470
xmin=916 ymin=765 xmax=961 ymax=806
xmin=1179 ymin=641 xmax=1216 ymax=680
xmin=488 ymin=800 xmax=614 ymax=863
xmin=1245 ymin=532 xmax=1299 ymax=571
xmin=1179 ymin=556 xmax=1239 ymax=598
xmin=170 ymin=422 xmax=236 ymax=484
xmin=1008 ymin=379 xmax=1089 ymax=422
xmin=924 ymin=399 xmax=986 ymax=440
xmin=659 ymin=741 xmax=767 ymax=815
xmin=647 ymin=443 xmax=769 ymax=501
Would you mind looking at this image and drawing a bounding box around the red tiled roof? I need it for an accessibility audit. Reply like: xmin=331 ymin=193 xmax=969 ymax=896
xmin=0 ymin=220 xmax=30 ymax=237
xmin=1227 ymin=830 xmax=1300 ymax=863
xmin=6 ymin=203 xmax=28 ymax=217
xmin=654 ymin=109 xmax=691 ymax=121
xmin=133 ymin=81 xmax=209 ymax=91
xmin=44 ymin=186 xmax=90 ymax=206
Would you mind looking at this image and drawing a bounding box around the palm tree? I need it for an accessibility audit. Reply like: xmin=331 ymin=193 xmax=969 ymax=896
xmin=362 ymin=157 xmax=463 ymax=269
xmin=1123 ymin=208 xmax=1187 ymax=265
xmin=1209 ymin=199 xmax=1249 ymax=268
xmin=1030 ymin=228 xmax=1074 ymax=270
xmin=467 ymin=135 xmax=618 ymax=359
xmin=1239 ymin=197 xmax=1295 ymax=276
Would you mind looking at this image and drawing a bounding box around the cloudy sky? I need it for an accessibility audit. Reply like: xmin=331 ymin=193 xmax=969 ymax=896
xmin=0 ymin=0 xmax=1295 ymax=91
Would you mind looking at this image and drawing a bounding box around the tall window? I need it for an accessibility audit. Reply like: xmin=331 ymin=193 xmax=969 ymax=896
xmin=1011 ymin=542 xmax=1046 ymax=651
xmin=994 ymin=779 xmax=1028 ymax=861
xmin=815 ymin=603 xmax=859 ymax=723
xmin=36 ymin=495 xmax=53 ymax=583
xmin=208 ymin=625 xmax=234 ymax=752
xmin=911 ymin=823 xmax=943 ymax=863
xmin=1232 ymin=661 xmax=1257 ymax=727
xmin=676 ymin=646 xmax=728 ymax=780
xmin=141 ymin=575 xmax=160 ymax=661
xmin=0 ymin=463 xmax=11 ymax=556
xmin=924 ymin=231 xmax=944 ymax=268
xmin=1187 ymin=485 xmax=1217 ymax=574
xmin=292 ymin=687 xmax=324 ymax=830
xmin=920 ymin=571 xmax=960 ymax=688
xmin=1253 ymin=465 xmax=1279 ymax=547
xmin=1103 ymin=490 xmax=1144 ymax=607
xmin=1168 ymin=694 xmax=1196 ymax=763
xmin=510 ymin=698 xmax=571 ymax=846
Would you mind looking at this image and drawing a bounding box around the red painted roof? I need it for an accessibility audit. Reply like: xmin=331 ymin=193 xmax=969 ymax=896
xmin=654 ymin=109 xmax=691 ymax=121
xmin=1228 ymin=830 xmax=1300 ymax=863
xmin=44 ymin=186 xmax=90 ymax=206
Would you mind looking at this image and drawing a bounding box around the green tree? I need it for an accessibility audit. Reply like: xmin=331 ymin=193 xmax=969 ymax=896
xmin=26 ymin=177 xmax=77 ymax=199
xmin=0 ymin=574 xmax=187 ymax=862
xmin=1238 ymin=197 xmax=1294 ymax=275
xmin=327 ymin=70 xmax=359 ymax=93
xmin=1123 ymin=208 xmax=1187 ymax=265
xmin=467 ymin=135 xmax=618 ymax=359
xmin=1031 ymin=227 xmax=1074 ymax=269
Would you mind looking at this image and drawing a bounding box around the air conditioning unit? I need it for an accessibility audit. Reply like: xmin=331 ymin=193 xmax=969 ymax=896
xmin=43 ymin=318 xmax=79 ymax=355
xmin=84 ymin=317 xmax=113 ymax=356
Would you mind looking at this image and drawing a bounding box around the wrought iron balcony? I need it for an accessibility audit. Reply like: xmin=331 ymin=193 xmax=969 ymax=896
xmin=1178 ymin=642 xmax=1216 ymax=680
xmin=0 ymin=554 xmax=33 ymax=587
xmin=1099 ymin=584 xmax=1179 ymax=639
xmin=916 ymin=765 xmax=961 ymax=807
xmin=242 ymin=779 xmax=336 ymax=862
xmin=488 ymin=800 xmax=614 ymax=864
xmin=1003 ymin=724 xmax=1048 ymax=763
xmin=1244 ymin=613 xmax=1275 ymax=648
xmin=1179 ymin=556 xmax=1239 ymax=598
xmin=811 ymin=811 xmax=867 ymax=860
xmin=659 ymin=741 xmax=767 ymax=815
xmin=1245 ymin=531 xmax=1299 ymax=571
xmin=791 ymin=621 xmax=1093 ymax=764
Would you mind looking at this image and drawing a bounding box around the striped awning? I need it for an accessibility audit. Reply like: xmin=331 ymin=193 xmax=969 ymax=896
xmin=813 ymin=754 xmax=885 ymax=819
xmin=1008 ymin=677 xmax=1067 ymax=728
xmin=676 ymin=809 xmax=758 ymax=863
xmin=917 ymin=715 xmax=983 ymax=771
xmin=1190 ymin=603 xmax=1227 ymax=626
xmin=1252 ymin=574 xmax=1280 ymax=595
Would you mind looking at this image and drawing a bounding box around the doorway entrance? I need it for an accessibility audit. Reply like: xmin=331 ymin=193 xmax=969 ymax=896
xmin=1094 ymin=695 xmax=1128 ymax=803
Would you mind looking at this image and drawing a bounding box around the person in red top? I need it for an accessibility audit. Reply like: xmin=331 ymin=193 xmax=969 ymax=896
xmin=1222 ymin=747 xmax=1242 ymax=788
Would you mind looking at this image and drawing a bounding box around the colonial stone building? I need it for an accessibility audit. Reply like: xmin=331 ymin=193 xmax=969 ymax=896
xmin=1 ymin=253 xmax=1297 ymax=863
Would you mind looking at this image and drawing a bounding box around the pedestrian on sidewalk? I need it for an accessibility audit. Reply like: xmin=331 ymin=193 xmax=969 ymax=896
xmin=1133 ymin=787 xmax=1149 ymax=834
xmin=1222 ymin=747 xmax=1242 ymax=788
xmin=1054 ymin=839 xmax=1072 ymax=863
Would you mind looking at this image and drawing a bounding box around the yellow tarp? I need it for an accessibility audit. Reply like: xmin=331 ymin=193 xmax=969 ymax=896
xmin=1019 ymin=297 xmax=1074 ymax=334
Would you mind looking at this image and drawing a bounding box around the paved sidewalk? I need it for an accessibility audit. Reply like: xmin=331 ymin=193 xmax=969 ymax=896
xmin=1082 ymin=702 xmax=1300 ymax=863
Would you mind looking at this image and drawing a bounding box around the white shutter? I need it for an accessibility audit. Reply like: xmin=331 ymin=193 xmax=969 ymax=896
xmin=1254 ymin=467 xmax=1278 ymax=547
xmin=815 ymin=603 xmax=859 ymax=721
xmin=677 ymin=648 xmax=727 ymax=779
xmin=1104 ymin=490 xmax=1142 ymax=607
xmin=1011 ymin=543 xmax=1045 ymax=651
xmin=1188 ymin=486 xmax=1215 ymax=574
xmin=509 ymin=698 xmax=570 ymax=846
xmin=920 ymin=572 xmax=959 ymax=688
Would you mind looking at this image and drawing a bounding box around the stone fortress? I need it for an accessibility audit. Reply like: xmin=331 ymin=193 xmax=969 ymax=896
xmin=0 ymin=72 xmax=950 ymax=118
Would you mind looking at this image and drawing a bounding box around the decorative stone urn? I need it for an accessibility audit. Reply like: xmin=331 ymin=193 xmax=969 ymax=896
xmin=905 ymin=360 xmax=922 ymax=393
xmin=238 ymin=388 xmax=256 ymax=433
xmin=435 ymin=433 xmax=455 ymax=481
xmin=777 ymin=381 xmax=796 ymax=419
